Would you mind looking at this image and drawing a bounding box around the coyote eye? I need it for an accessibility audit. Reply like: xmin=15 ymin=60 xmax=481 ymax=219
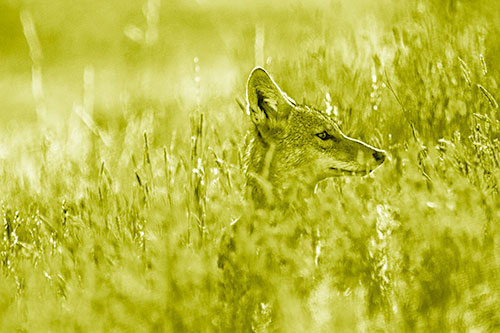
xmin=316 ymin=131 xmax=329 ymax=140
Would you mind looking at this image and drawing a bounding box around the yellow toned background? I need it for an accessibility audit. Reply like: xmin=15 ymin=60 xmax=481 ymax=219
xmin=0 ymin=0 xmax=499 ymax=331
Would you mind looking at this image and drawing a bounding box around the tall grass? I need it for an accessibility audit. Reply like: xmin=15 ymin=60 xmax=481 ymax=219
xmin=1 ymin=0 xmax=499 ymax=331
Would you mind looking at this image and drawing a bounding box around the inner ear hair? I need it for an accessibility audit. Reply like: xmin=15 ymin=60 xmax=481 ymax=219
xmin=256 ymin=87 xmax=278 ymax=118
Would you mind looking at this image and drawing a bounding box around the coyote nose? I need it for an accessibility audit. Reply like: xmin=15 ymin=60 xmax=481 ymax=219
xmin=373 ymin=150 xmax=386 ymax=164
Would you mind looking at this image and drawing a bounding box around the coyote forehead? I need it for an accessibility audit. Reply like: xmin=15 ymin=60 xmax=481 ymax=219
xmin=285 ymin=104 xmax=342 ymax=138
xmin=243 ymin=67 xmax=386 ymax=205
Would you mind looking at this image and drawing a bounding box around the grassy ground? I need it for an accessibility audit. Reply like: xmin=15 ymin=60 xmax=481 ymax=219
xmin=1 ymin=0 xmax=500 ymax=331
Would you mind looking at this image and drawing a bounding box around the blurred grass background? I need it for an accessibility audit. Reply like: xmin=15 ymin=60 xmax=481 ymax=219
xmin=1 ymin=0 xmax=500 ymax=331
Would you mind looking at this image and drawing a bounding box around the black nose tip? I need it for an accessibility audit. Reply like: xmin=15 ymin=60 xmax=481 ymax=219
xmin=373 ymin=150 xmax=386 ymax=163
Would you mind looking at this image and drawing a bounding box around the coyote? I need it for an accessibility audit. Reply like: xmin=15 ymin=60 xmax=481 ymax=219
xmin=243 ymin=67 xmax=386 ymax=206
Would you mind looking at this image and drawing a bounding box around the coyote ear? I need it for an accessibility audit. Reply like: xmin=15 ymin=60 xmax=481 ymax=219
xmin=246 ymin=67 xmax=294 ymax=127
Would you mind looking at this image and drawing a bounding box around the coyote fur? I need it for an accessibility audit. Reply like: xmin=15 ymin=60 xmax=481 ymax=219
xmin=243 ymin=67 xmax=386 ymax=206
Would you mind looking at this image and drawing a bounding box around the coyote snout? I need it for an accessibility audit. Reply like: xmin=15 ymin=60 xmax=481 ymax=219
xmin=243 ymin=67 xmax=386 ymax=205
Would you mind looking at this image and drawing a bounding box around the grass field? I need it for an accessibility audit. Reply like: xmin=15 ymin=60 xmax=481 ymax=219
xmin=1 ymin=0 xmax=500 ymax=331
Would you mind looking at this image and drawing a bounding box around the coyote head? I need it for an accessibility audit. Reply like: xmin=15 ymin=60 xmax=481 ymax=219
xmin=244 ymin=67 xmax=386 ymax=204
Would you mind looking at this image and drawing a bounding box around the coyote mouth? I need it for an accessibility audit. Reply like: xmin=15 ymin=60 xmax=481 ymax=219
xmin=329 ymin=167 xmax=371 ymax=176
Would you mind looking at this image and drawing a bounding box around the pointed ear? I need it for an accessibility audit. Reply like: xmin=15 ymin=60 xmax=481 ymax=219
xmin=246 ymin=67 xmax=295 ymax=127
